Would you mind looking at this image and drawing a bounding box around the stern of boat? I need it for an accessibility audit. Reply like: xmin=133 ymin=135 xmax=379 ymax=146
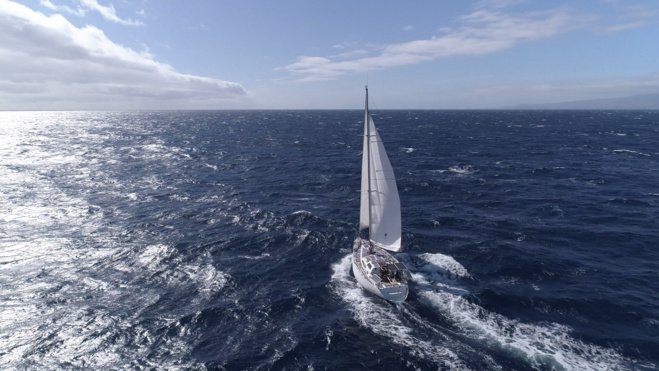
xmin=380 ymin=284 xmax=408 ymax=302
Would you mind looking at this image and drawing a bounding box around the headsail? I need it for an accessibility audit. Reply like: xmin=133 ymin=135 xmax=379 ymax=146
xmin=359 ymin=87 xmax=402 ymax=252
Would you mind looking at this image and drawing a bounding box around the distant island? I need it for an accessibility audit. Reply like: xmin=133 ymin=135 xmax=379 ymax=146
xmin=507 ymin=92 xmax=659 ymax=110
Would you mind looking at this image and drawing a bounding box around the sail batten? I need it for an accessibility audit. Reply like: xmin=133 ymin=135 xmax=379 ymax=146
xmin=358 ymin=88 xmax=402 ymax=252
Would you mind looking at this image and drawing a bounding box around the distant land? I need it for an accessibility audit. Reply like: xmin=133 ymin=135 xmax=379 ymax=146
xmin=507 ymin=92 xmax=659 ymax=110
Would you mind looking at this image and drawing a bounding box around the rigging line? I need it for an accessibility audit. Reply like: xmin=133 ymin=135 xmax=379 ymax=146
xmin=367 ymin=86 xmax=380 ymax=112
xmin=364 ymin=82 xmax=379 ymax=112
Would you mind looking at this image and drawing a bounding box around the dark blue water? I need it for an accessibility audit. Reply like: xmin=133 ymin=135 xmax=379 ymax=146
xmin=1 ymin=110 xmax=657 ymax=370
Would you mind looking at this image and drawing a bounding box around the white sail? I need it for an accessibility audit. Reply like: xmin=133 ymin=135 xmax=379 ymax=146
xmin=366 ymin=114 xmax=402 ymax=251
xmin=359 ymin=88 xmax=402 ymax=252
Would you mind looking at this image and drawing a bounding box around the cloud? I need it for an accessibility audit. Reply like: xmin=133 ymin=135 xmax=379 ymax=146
xmin=474 ymin=0 xmax=526 ymax=10
xmin=40 ymin=0 xmax=84 ymax=16
xmin=0 ymin=0 xmax=246 ymax=109
xmin=41 ymin=0 xmax=142 ymax=26
xmin=284 ymin=6 xmax=595 ymax=82
xmin=620 ymin=4 xmax=659 ymax=19
xmin=78 ymin=0 xmax=142 ymax=26
xmin=598 ymin=3 xmax=658 ymax=34
xmin=601 ymin=20 xmax=649 ymax=33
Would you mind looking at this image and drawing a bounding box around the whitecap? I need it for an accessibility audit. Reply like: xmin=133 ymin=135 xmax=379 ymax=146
xmin=239 ymin=252 xmax=271 ymax=260
xmin=292 ymin=210 xmax=312 ymax=216
xmin=613 ymin=149 xmax=651 ymax=157
xmin=449 ymin=165 xmax=476 ymax=175
xmin=136 ymin=244 xmax=176 ymax=269
xmin=417 ymin=253 xmax=471 ymax=279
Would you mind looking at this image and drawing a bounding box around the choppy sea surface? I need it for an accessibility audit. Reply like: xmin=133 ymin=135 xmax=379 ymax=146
xmin=1 ymin=110 xmax=658 ymax=370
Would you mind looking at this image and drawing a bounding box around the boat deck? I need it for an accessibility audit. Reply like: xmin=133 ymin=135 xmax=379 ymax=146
xmin=353 ymin=239 xmax=407 ymax=288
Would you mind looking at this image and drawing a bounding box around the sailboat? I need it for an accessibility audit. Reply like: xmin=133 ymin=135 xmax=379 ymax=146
xmin=352 ymin=86 xmax=410 ymax=302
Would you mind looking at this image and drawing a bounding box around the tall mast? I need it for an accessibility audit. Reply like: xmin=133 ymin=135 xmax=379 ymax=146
xmin=365 ymin=86 xmax=372 ymax=239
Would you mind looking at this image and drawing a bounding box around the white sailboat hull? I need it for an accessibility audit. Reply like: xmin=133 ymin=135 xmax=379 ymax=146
xmin=352 ymin=238 xmax=409 ymax=303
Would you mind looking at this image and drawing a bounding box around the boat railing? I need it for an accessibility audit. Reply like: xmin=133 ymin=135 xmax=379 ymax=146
xmin=378 ymin=280 xmax=404 ymax=289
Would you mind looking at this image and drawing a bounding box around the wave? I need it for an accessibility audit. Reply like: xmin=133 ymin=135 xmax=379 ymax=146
xmin=449 ymin=165 xmax=476 ymax=175
xmin=417 ymin=252 xmax=471 ymax=279
xmin=411 ymin=254 xmax=634 ymax=371
xmin=613 ymin=149 xmax=651 ymax=157
xmin=4 ymin=109 xmax=657 ymax=370
xmin=0 ymin=161 xmax=228 ymax=369
xmin=131 ymin=244 xmax=229 ymax=301
xmin=329 ymin=254 xmax=469 ymax=369
xmin=330 ymin=252 xmax=637 ymax=370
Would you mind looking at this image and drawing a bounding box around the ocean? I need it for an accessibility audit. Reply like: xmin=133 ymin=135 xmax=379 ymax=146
xmin=0 ymin=110 xmax=657 ymax=370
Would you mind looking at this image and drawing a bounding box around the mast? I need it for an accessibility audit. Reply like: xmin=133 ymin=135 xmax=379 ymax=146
xmin=365 ymin=85 xmax=372 ymax=240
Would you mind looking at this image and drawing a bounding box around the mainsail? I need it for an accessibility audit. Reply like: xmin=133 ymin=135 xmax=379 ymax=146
xmin=359 ymin=87 xmax=402 ymax=252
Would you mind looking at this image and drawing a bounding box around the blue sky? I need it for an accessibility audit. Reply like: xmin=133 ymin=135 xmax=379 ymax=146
xmin=1 ymin=0 xmax=658 ymax=109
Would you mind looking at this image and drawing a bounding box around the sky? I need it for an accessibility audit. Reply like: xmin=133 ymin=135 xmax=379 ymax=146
xmin=1 ymin=0 xmax=658 ymax=109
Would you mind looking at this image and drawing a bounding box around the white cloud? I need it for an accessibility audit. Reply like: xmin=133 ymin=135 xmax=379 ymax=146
xmin=79 ymin=0 xmax=142 ymax=26
xmin=284 ymin=6 xmax=595 ymax=82
xmin=41 ymin=0 xmax=142 ymax=26
xmin=598 ymin=3 xmax=658 ymax=34
xmin=0 ymin=0 xmax=247 ymax=109
xmin=601 ymin=20 xmax=649 ymax=33
xmin=474 ymin=0 xmax=526 ymax=10
xmin=40 ymin=0 xmax=84 ymax=16
xmin=330 ymin=48 xmax=369 ymax=60
xmin=620 ymin=4 xmax=659 ymax=19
